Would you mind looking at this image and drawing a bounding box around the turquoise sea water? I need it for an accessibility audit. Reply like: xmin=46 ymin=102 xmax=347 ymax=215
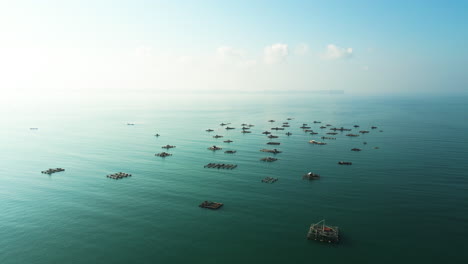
xmin=0 ymin=93 xmax=467 ymax=263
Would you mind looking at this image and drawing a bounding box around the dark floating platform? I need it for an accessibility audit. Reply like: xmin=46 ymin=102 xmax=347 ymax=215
xmin=338 ymin=161 xmax=352 ymax=165
xmin=260 ymin=149 xmax=282 ymax=154
xmin=330 ymin=127 xmax=351 ymax=131
xmin=307 ymin=220 xmax=339 ymax=243
xmin=261 ymin=177 xmax=278 ymax=183
xmin=267 ymin=142 xmax=281 ymax=145
xmin=224 ymin=150 xmax=237 ymax=154
xmin=204 ymin=163 xmax=237 ymax=169
xmin=260 ymin=157 xmax=278 ymax=162
xmin=155 ymin=152 xmax=172 ymax=157
xmin=107 ymin=172 xmax=132 ymax=180
xmin=41 ymin=168 xmax=64 ymax=174
xmin=162 ymin=145 xmax=176 ymax=149
xmin=199 ymin=201 xmax=223 ymax=210
xmin=303 ymin=172 xmax=320 ymax=180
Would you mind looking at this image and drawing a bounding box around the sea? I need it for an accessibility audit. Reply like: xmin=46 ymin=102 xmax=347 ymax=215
xmin=0 ymin=92 xmax=467 ymax=264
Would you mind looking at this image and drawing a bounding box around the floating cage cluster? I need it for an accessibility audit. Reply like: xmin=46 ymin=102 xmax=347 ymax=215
xmin=41 ymin=168 xmax=65 ymax=174
xmin=199 ymin=201 xmax=224 ymax=210
xmin=307 ymin=220 xmax=340 ymax=243
xmin=107 ymin=172 xmax=132 ymax=180
xmin=261 ymin=177 xmax=278 ymax=183
xmin=204 ymin=163 xmax=237 ymax=169
xmin=260 ymin=157 xmax=278 ymax=162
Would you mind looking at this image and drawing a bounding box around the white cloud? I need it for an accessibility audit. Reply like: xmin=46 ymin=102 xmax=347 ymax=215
xmin=216 ymin=46 xmax=245 ymax=62
xmin=134 ymin=46 xmax=152 ymax=57
xmin=321 ymin=44 xmax=353 ymax=60
xmin=264 ymin=43 xmax=289 ymax=64
xmin=295 ymin=43 xmax=309 ymax=55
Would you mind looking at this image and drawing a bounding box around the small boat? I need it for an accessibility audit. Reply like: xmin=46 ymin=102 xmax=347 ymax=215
xmin=224 ymin=150 xmax=236 ymax=154
xmin=371 ymin=126 xmax=378 ymax=129
xmin=303 ymin=172 xmax=320 ymax=180
xmin=127 ymin=123 xmax=135 ymax=126
xmin=307 ymin=220 xmax=339 ymax=243
xmin=286 ymin=132 xmax=292 ymax=136
xmin=267 ymin=135 xmax=278 ymax=138
xmin=338 ymin=161 xmax=352 ymax=165
xmin=223 ymin=140 xmax=233 ymax=143
xmin=313 ymin=121 xmax=321 ymax=123
xmin=154 ymin=134 xmax=160 ymax=137
xmin=262 ymin=131 xmax=271 ymax=135
xmin=351 ymin=148 xmax=362 ymax=151
xmin=206 ymin=129 xmax=214 ymax=132
xmin=208 ymin=145 xmax=222 ymax=151
xmin=359 ymin=130 xmax=370 ymax=134
xmin=213 ymin=135 xmax=223 ymax=138
xmin=268 ymin=120 xmax=275 ymax=122
xmin=354 ymin=125 xmax=360 ymax=128
xmin=162 ymin=145 xmax=176 ymax=149
xmin=225 ymin=127 xmax=235 ymax=130
xmin=267 ymin=142 xmax=280 ymax=145
xmin=320 ymin=126 xmax=326 ymax=129
xmin=30 ymin=128 xmax=39 ymax=130
xmin=241 ymin=130 xmax=251 ymax=133
xmin=300 ymin=126 xmax=311 ymax=129
xmin=155 ymin=152 xmax=172 ymax=157
xmin=260 ymin=148 xmax=282 ymax=154
xmin=346 ymin=134 xmax=359 ymax=137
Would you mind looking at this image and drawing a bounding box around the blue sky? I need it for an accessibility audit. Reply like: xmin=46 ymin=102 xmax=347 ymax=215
xmin=1 ymin=0 xmax=467 ymax=95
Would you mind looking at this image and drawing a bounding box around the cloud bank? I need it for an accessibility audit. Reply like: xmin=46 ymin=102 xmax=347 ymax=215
xmin=322 ymin=44 xmax=353 ymax=60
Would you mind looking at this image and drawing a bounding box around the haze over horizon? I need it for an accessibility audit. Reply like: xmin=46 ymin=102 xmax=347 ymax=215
xmin=1 ymin=0 xmax=467 ymax=98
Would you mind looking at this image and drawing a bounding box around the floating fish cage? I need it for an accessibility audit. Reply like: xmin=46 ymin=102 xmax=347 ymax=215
xmin=307 ymin=220 xmax=340 ymax=243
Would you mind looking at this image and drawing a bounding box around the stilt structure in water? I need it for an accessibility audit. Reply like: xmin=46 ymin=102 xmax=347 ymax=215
xmin=307 ymin=219 xmax=340 ymax=243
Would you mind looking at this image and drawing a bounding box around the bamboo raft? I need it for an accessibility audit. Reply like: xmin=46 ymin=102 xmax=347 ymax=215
xmin=303 ymin=172 xmax=320 ymax=180
xmin=271 ymin=127 xmax=284 ymax=130
xmin=162 ymin=145 xmax=176 ymax=149
xmin=300 ymin=126 xmax=311 ymax=129
xmin=267 ymin=135 xmax=278 ymax=138
xmin=320 ymin=126 xmax=326 ymax=129
xmin=199 ymin=201 xmax=223 ymax=210
xmin=213 ymin=135 xmax=223 ymax=138
xmin=260 ymin=157 xmax=278 ymax=162
xmin=223 ymin=140 xmax=233 ymax=143
xmin=260 ymin=149 xmax=282 ymax=154
xmin=267 ymin=142 xmax=280 ymax=145
xmin=107 ymin=172 xmax=132 ymax=180
xmin=41 ymin=168 xmax=65 ymax=174
xmin=307 ymin=220 xmax=339 ymax=243
xmin=225 ymin=127 xmax=235 ymax=130
xmin=310 ymin=132 xmax=318 ymax=135
xmin=204 ymin=163 xmax=237 ymax=169
xmin=261 ymin=177 xmax=278 ymax=183
xmin=155 ymin=152 xmax=172 ymax=157
xmin=282 ymin=124 xmax=290 ymax=127
xmin=326 ymin=132 xmax=338 ymax=135
xmin=241 ymin=130 xmax=252 ymax=133
xmin=206 ymin=129 xmax=214 ymax=132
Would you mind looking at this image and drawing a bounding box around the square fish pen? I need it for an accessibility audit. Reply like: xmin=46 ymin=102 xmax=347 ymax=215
xmin=307 ymin=220 xmax=340 ymax=243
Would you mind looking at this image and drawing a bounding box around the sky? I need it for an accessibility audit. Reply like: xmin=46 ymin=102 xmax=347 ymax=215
xmin=0 ymin=0 xmax=467 ymax=97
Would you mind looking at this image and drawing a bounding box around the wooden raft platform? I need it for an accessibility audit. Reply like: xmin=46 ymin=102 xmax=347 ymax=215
xmin=307 ymin=220 xmax=340 ymax=243
xmin=41 ymin=168 xmax=65 ymax=174
xmin=107 ymin=172 xmax=132 ymax=180
xmin=261 ymin=177 xmax=278 ymax=183
xmin=204 ymin=163 xmax=237 ymax=169
xmin=199 ymin=201 xmax=223 ymax=210
xmin=260 ymin=157 xmax=278 ymax=162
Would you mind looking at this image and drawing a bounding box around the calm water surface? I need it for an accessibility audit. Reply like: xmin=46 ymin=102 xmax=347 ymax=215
xmin=0 ymin=93 xmax=467 ymax=263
